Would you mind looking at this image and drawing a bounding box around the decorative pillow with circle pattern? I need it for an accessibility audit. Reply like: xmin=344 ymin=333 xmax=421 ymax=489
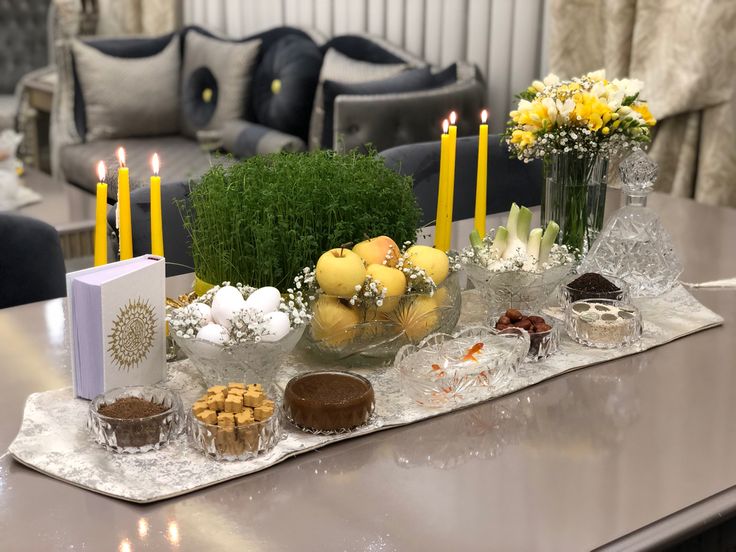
xmin=180 ymin=29 xmax=261 ymax=139
xmin=251 ymin=35 xmax=323 ymax=141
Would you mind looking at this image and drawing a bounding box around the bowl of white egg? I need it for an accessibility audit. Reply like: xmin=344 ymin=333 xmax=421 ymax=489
xmin=168 ymin=283 xmax=310 ymax=387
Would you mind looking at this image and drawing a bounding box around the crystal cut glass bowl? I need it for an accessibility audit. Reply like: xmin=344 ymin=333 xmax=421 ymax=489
xmin=565 ymin=299 xmax=642 ymax=349
xmin=173 ymin=325 xmax=305 ymax=387
xmin=557 ymin=273 xmax=630 ymax=311
xmin=463 ymin=262 xmax=573 ymax=315
xmin=302 ymin=272 xmax=462 ymax=363
xmin=396 ymin=326 xmax=530 ymax=408
xmin=88 ymin=386 xmax=183 ymax=454
xmin=187 ymin=407 xmax=281 ymax=461
xmin=490 ymin=313 xmax=560 ymax=362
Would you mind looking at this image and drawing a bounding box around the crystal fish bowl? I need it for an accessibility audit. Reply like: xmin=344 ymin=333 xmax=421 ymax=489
xmin=463 ymin=261 xmax=573 ymax=315
xmin=302 ymin=272 xmax=462 ymax=364
xmin=173 ymin=325 xmax=305 ymax=387
xmin=88 ymin=386 xmax=183 ymax=454
xmin=396 ymin=326 xmax=530 ymax=408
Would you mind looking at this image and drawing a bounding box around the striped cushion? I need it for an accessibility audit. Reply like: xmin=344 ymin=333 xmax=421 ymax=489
xmin=222 ymin=120 xmax=306 ymax=158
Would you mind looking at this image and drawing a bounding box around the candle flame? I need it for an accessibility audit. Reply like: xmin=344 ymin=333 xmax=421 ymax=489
xmin=442 ymin=119 xmax=449 ymax=134
xmin=481 ymin=109 xmax=488 ymax=124
xmin=449 ymin=111 xmax=457 ymax=125
xmin=97 ymin=160 xmax=106 ymax=182
xmin=152 ymin=153 xmax=160 ymax=176
xmin=117 ymin=147 xmax=126 ymax=168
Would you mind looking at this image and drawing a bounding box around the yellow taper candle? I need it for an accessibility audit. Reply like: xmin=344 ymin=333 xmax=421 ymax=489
xmin=117 ymin=147 xmax=133 ymax=260
xmin=94 ymin=161 xmax=108 ymax=266
xmin=150 ymin=153 xmax=164 ymax=257
xmin=443 ymin=111 xmax=458 ymax=251
xmin=434 ymin=119 xmax=450 ymax=250
xmin=474 ymin=109 xmax=489 ymax=238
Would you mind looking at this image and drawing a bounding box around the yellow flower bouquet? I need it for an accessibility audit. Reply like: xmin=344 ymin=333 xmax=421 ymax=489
xmin=505 ymin=70 xmax=656 ymax=254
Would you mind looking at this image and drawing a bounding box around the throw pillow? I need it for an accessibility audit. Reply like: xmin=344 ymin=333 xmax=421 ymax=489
xmin=251 ymin=35 xmax=323 ymax=141
xmin=308 ymin=48 xmax=408 ymax=150
xmin=320 ymin=35 xmax=407 ymax=64
xmin=321 ymin=67 xmax=434 ymax=148
xmin=180 ymin=29 xmax=261 ymax=139
xmin=71 ymin=35 xmax=180 ymax=140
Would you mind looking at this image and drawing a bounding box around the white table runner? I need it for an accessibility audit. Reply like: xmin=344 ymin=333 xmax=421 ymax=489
xmin=9 ymin=285 xmax=723 ymax=503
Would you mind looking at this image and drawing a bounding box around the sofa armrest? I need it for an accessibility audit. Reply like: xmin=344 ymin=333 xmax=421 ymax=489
xmin=222 ymin=120 xmax=306 ymax=158
xmin=332 ymin=80 xmax=485 ymax=153
xmin=50 ymin=39 xmax=84 ymax=181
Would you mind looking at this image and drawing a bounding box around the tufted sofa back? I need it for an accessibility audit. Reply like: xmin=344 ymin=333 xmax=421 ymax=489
xmin=0 ymin=0 xmax=50 ymax=94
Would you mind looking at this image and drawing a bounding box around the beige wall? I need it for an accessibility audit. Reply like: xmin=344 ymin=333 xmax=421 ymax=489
xmin=183 ymin=0 xmax=548 ymax=134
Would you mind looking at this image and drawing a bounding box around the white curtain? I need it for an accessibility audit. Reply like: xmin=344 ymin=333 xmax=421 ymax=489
xmin=182 ymin=0 xmax=548 ymax=134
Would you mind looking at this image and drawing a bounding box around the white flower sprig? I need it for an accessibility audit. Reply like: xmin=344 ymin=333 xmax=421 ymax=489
xmin=167 ymin=279 xmax=312 ymax=345
xmin=168 ymin=303 xmax=209 ymax=340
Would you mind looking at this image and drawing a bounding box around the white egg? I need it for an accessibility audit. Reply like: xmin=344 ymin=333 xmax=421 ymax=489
xmin=191 ymin=302 xmax=212 ymax=324
xmin=211 ymin=286 xmax=246 ymax=328
xmin=260 ymin=311 xmax=291 ymax=342
xmin=196 ymin=323 xmax=229 ymax=345
xmin=244 ymin=286 xmax=282 ymax=314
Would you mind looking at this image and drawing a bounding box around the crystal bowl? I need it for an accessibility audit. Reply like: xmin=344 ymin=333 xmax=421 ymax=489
xmin=557 ymin=273 xmax=630 ymax=311
xmin=396 ymin=326 xmax=530 ymax=408
xmin=302 ymin=272 xmax=462 ymax=363
xmin=173 ymin=325 xmax=305 ymax=387
xmin=490 ymin=313 xmax=560 ymax=362
xmin=88 ymin=386 xmax=183 ymax=453
xmin=463 ymin=262 xmax=573 ymax=315
xmin=187 ymin=406 xmax=281 ymax=461
xmin=565 ymin=299 xmax=642 ymax=349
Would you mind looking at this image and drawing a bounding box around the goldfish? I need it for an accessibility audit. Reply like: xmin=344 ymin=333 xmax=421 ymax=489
xmin=462 ymin=342 xmax=484 ymax=362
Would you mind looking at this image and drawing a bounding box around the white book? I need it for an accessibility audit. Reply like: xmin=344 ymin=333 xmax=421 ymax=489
xmin=66 ymin=256 xmax=166 ymax=400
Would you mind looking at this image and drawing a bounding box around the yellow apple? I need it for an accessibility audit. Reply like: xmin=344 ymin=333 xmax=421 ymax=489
xmin=352 ymin=236 xmax=400 ymax=267
xmin=366 ymin=264 xmax=407 ymax=312
xmin=315 ymin=248 xmax=367 ymax=297
xmin=310 ymin=297 xmax=360 ymax=347
xmin=404 ymin=245 xmax=449 ymax=285
xmin=389 ymin=295 xmax=440 ymax=342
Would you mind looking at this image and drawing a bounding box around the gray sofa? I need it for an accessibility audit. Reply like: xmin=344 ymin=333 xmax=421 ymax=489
xmin=52 ymin=26 xmax=484 ymax=201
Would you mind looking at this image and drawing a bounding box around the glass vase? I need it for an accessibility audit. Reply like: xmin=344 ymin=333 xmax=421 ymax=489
xmin=542 ymin=153 xmax=608 ymax=256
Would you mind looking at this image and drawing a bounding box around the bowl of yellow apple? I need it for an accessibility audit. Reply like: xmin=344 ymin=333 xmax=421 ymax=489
xmin=300 ymin=236 xmax=462 ymax=363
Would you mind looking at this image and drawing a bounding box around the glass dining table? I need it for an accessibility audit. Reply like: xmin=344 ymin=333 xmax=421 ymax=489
xmin=1 ymin=190 xmax=735 ymax=551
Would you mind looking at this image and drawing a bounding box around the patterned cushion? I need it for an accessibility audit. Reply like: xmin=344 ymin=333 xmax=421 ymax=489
xmin=307 ymin=49 xmax=408 ymax=151
xmin=60 ymin=136 xmax=213 ymax=201
xmin=180 ymin=29 xmax=261 ymax=139
xmin=251 ymin=35 xmax=323 ymax=141
xmin=71 ymin=36 xmax=180 ymax=140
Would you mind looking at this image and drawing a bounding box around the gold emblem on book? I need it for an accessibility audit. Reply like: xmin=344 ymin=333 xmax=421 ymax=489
xmin=107 ymin=297 xmax=157 ymax=371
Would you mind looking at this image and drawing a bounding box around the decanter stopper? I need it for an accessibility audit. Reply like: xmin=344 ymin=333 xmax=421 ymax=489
xmin=619 ymin=150 xmax=657 ymax=206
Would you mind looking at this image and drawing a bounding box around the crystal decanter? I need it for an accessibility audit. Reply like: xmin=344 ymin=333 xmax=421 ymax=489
xmin=580 ymin=150 xmax=683 ymax=297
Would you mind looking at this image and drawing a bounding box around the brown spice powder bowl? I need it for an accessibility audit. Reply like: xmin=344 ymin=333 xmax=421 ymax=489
xmin=88 ymin=386 xmax=183 ymax=453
